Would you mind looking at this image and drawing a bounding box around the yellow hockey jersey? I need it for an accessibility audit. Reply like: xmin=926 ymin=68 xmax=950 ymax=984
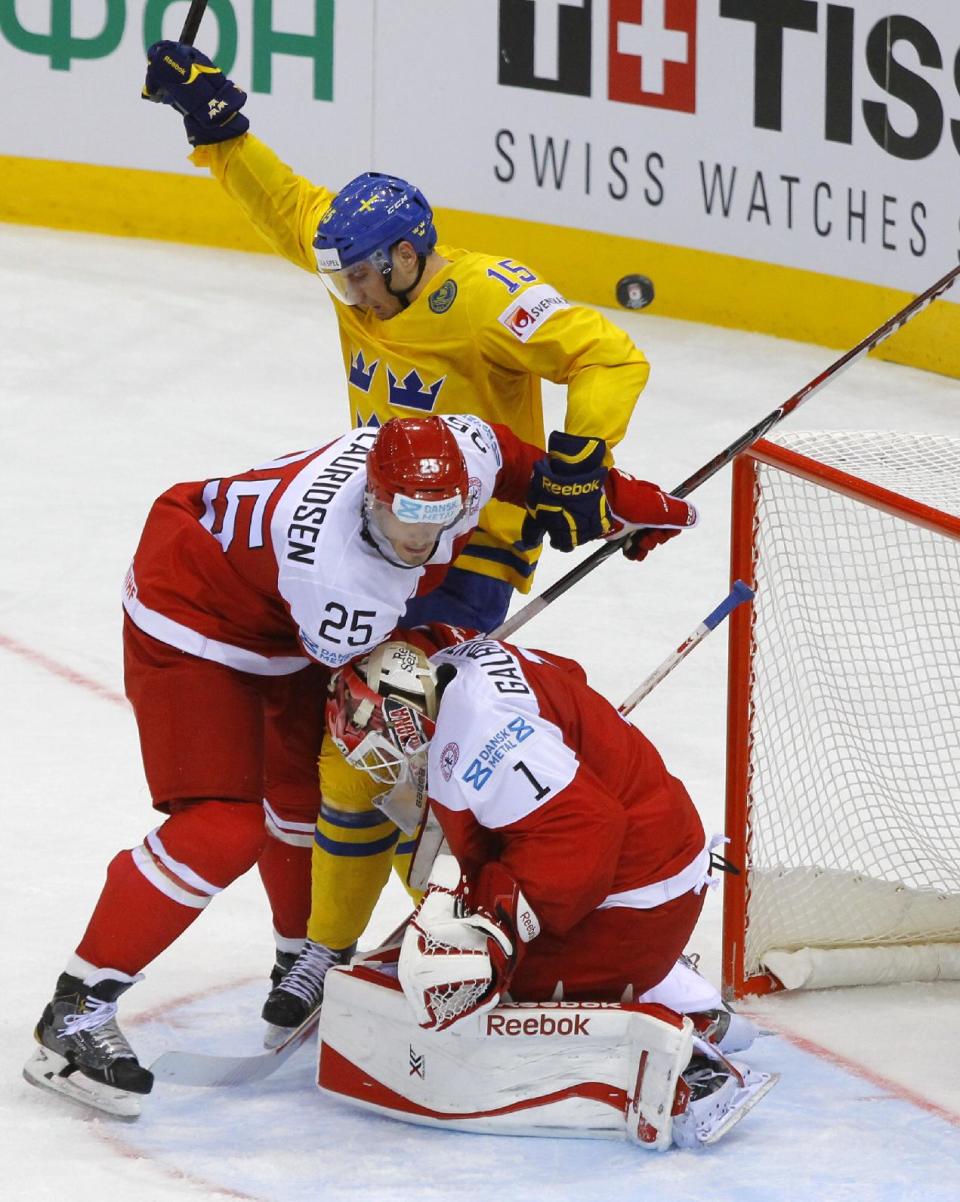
xmin=192 ymin=134 xmax=649 ymax=591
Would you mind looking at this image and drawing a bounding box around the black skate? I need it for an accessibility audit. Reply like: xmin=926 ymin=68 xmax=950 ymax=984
xmin=23 ymin=971 xmax=152 ymax=1120
xmin=269 ymin=948 xmax=300 ymax=991
xmin=261 ymin=940 xmax=355 ymax=1047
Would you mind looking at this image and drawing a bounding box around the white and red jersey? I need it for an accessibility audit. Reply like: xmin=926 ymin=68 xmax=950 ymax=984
xmin=122 ymin=416 xmax=539 ymax=673
xmin=425 ymin=639 xmax=707 ymax=936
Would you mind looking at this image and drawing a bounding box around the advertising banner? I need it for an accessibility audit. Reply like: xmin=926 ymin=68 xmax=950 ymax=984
xmin=2 ymin=1 xmax=958 ymax=313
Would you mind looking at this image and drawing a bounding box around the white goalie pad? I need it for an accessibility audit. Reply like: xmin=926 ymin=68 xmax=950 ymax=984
xmin=317 ymin=961 xmax=693 ymax=1149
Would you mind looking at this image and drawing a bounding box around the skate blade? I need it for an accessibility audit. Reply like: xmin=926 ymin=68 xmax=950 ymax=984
xmin=23 ymin=1046 xmax=142 ymax=1121
xmin=700 ymin=1071 xmax=779 ymax=1146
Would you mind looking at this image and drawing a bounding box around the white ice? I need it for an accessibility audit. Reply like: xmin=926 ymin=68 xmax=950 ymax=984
xmin=1 ymin=225 xmax=959 ymax=1201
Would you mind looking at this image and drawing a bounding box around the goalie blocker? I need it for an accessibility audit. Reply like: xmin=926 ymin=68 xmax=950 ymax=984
xmin=317 ymin=957 xmax=777 ymax=1150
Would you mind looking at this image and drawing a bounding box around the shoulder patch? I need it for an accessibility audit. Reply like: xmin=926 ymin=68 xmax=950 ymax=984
xmin=429 ymin=280 xmax=458 ymax=314
xmin=497 ymin=284 xmax=569 ymax=342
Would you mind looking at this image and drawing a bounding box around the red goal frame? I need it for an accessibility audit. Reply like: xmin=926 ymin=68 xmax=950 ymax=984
xmin=721 ymin=437 xmax=960 ymax=1001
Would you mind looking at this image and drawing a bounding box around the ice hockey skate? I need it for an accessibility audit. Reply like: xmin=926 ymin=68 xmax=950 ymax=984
xmin=672 ymin=1049 xmax=779 ymax=1148
xmin=268 ymin=947 xmax=299 ymax=991
xmin=635 ymin=952 xmax=764 ymax=1055
xmin=261 ymin=940 xmax=355 ymax=1047
xmin=23 ymin=970 xmax=153 ymax=1120
xmin=687 ymin=1005 xmax=761 ymax=1055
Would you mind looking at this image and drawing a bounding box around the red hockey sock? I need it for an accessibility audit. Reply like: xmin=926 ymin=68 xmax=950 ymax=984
xmin=257 ymin=836 xmax=313 ymax=945
xmin=75 ymin=800 xmax=266 ymax=975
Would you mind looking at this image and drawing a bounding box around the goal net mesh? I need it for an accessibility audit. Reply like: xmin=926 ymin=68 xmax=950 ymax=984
xmin=740 ymin=430 xmax=960 ymax=988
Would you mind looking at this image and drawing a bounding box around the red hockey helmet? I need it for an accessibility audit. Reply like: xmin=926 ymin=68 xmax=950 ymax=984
xmin=366 ymin=417 xmax=468 ymax=529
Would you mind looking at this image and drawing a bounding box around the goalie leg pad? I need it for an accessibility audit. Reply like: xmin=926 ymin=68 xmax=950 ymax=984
xmin=623 ymin=1004 xmax=695 ymax=1150
xmin=318 ymin=961 xmax=694 ymax=1147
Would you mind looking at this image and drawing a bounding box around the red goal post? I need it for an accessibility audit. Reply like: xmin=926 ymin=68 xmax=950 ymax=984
xmin=722 ymin=431 xmax=960 ymax=1000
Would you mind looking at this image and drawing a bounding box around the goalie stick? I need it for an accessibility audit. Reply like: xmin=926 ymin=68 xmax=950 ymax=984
xmin=490 ymin=263 xmax=960 ymax=642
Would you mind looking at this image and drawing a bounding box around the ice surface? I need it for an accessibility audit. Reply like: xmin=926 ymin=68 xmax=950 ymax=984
xmin=1 ymin=225 xmax=958 ymax=1200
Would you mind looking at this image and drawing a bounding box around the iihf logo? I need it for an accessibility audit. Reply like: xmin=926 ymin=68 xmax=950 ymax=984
xmin=440 ymin=742 xmax=460 ymax=782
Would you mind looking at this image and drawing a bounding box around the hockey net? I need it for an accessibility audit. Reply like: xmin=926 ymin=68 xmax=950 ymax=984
xmin=722 ymin=430 xmax=960 ymax=998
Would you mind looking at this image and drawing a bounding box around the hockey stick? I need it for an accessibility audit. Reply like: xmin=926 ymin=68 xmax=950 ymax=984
xmin=148 ymin=917 xmax=415 ymax=1088
xmin=179 ymin=0 xmax=209 ymax=44
xmin=490 ymin=263 xmax=960 ymax=642
xmin=149 ymin=1006 xmax=321 ymax=1088
xmin=618 ymin=580 xmax=754 ymax=717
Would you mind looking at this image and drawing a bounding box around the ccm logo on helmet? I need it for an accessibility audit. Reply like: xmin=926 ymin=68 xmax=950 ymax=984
xmin=486 ymin=1013 xmax=591 ymax=1036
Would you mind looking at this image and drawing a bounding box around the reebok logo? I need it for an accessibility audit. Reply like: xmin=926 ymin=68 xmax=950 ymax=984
xmin=486 ymin=1013 xmax=591 ymax=1036
xmin=542 ymin=478 xmax=601 ymax=497
xmin=518 ymin=908 xmax=539 ymax=942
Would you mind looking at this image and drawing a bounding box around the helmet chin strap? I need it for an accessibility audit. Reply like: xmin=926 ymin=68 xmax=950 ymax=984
xmin=383 ymin=252 xmax=427 ymax=310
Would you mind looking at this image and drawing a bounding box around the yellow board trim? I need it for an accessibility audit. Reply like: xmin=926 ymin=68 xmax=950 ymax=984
xmin=2 ymin=154 xmax=957 ymax=378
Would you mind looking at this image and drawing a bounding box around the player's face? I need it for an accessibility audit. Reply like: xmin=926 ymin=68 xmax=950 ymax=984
xmin=325 ymin=243 xmax=421 ymax=320
xmin=367 ymin=500 xmax=458 ymax=569
xmin=368 ymin=501 xmax=448 ymax=566
xmin=337 ymin=261 xmax=402 ymax=319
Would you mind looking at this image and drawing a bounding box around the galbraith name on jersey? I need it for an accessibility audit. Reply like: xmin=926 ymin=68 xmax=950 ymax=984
xmin=442 ymin=639 xmax=531 ymax=695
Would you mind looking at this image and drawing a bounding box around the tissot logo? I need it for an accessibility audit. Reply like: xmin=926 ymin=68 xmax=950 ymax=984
xmin=498 ymin=0 xmax=697 ymax=113
xmin=609 ymin=0 xmax=696 ymax=111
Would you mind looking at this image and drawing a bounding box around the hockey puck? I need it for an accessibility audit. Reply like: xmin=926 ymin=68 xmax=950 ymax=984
xmin=616 ymin=274 xmax=655 ymax=310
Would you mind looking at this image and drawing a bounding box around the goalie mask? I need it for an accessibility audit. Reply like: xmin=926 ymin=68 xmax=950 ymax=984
xmin=328 ymin=640 xmax=440 ymax=785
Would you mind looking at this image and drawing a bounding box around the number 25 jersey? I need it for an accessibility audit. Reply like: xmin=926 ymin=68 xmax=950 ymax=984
xmin=122 ymin=417 xmax=539 ymax=673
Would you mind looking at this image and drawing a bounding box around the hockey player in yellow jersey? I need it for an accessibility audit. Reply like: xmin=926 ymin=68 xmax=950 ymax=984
xmin=195 ymin=151 xmax=646 ymax=615
xmin=143 ymin=40 xmax=669 ymax=1045
xmin=143 ymin=40 xmax=648 ymax=627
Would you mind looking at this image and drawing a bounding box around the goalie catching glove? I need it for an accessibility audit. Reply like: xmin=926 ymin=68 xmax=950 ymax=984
xmin=143 ymin=42 xmax=249 ymax=146
xmin=516 ymin=432 xmax=697 ymax=560
xmin=399 ymin=856 xmax=540 ymax=1031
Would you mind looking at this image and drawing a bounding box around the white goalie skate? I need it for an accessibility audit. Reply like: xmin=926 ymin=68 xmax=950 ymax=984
xmin=671 ymin=1043 xmax=779 ymax=1148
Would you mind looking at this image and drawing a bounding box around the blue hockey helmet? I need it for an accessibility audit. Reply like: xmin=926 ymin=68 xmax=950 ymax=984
xmin=313 ymin=173 xmax=437 ymax=305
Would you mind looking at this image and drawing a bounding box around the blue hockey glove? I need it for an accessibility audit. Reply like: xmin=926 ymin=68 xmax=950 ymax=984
xmin=516 ymin=432 xmax=613 ymax=553
xmin=142 ymin=41 xmax=249 ymax=146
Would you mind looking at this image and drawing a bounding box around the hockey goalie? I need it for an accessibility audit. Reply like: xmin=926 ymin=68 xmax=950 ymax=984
xmin=317 ymin=633 xmax=777 ymax=1149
